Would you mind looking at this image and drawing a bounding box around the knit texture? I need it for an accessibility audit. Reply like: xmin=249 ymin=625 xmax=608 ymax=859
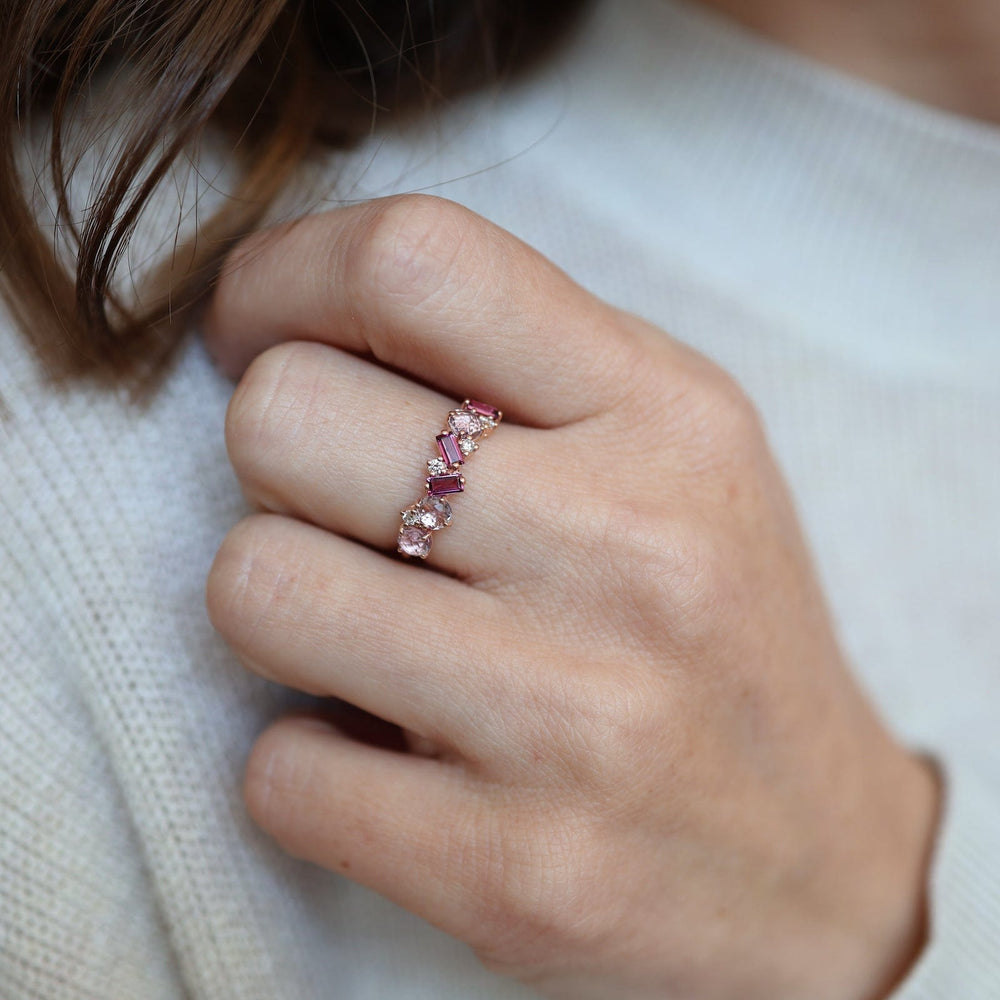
xmin=2 ymin=1 xmax=999 ymax=996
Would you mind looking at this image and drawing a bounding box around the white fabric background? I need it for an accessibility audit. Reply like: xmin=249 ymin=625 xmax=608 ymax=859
xmin=2 ymin=1 xmax=999 ymax=996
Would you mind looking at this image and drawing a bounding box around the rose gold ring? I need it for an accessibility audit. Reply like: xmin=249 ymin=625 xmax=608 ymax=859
xmin=396 ymin=399 xmax=503 ymax=559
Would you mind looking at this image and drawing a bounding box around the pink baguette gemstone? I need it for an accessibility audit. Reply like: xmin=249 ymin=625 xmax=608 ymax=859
xmin=426 ymin=473 xmax=465 ymax=496
xmin=466 ymin=400 xmax=501 ymax=420
xmin=436 ymin=433 xmax=464 ymax=466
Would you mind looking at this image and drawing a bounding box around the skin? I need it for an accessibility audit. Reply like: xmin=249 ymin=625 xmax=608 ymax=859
xmin=203 ymin=194 xmax=939 ymax=999
xmin=697 ymin=0 xmax=1000 ymax=124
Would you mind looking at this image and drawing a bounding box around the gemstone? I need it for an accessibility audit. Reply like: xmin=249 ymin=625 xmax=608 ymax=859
xmin=398 ymin=526 xmax=433 ymax=558
xmin=436 ymin=432 xmax=465 ymax=466
xmin=466 ymin=400 xmax=501 ymax=421
xmin=426 ymin=473 xmax=465 ymax=496
xmin=458 ymin=437 xmax=477 ymax=455
xmin=425 ymin=496 xmax=453 ymax=525
xmin=447 ymin=410 xmax=484 ymax=440
xmin=427 ymin=457 xmax=447 ymax=475
xmin=402 ymin=496 xmax=452 ymax=530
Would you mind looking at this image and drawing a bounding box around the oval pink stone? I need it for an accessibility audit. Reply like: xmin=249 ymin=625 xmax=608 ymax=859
xmin=447 ymin=410 xmax=484 ymax=439
xmin=398 ymin=526 xmax=432 ymax=558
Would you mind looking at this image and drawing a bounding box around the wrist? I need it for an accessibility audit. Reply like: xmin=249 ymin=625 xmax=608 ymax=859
xmin=859 ymin=750 xmax=941 ymax=999
xmin=817 ymin=745 xmax=942 ymax=1000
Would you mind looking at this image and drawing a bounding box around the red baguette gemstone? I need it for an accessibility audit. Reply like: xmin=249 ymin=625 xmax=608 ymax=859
xmin=426 ymin=474 xmax=465 ymax=496
xmin=466 ymin=400 xmax=501 ymax=420
xmin=436 ymin=433 xmax=464 ymax=466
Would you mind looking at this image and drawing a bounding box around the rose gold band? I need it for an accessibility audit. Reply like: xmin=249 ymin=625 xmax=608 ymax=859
xmin=396 ymin=400 xmax=502 ymax=559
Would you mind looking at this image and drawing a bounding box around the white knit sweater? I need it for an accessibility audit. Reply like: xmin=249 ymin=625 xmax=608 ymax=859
xmin=2 ymin=1 xmax=999 ymax=997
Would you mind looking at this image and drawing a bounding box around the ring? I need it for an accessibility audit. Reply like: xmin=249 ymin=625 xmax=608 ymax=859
xmin=396 ymin=399 xmax=503 ymax=559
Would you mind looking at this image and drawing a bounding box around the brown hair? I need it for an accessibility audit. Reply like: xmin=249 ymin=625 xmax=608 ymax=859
xmin=0 ymin=0 xmax=587 ymax=395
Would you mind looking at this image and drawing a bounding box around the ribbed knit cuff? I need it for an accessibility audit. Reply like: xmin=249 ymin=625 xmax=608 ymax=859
xmin=890 ymin=751 xmax=1000 ymax=999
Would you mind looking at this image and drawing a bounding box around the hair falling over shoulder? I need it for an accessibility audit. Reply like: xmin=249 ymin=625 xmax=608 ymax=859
xmin=0 ymin=0 xmax=587 ymax=394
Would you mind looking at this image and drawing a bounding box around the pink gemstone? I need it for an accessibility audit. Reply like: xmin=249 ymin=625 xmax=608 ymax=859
xmin=398 ymin=526 xmax=432 ymax=558
xmin=402 ymin=496 xmax=453 ymax=530
xmin=436 ymin=433 xmax=464 ymax=466
xmin=426 ymin=473 xmax=465 ymax=496
xmin=466 ymin=400 xmax=501 ymax=421
xmin=447 ymin=410 xmax=484 ymax=440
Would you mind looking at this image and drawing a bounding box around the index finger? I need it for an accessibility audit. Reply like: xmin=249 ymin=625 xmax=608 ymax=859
xmin=203 ymin=194 xmax=649 ymax=427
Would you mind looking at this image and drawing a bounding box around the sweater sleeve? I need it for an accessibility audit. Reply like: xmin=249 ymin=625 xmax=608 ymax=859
xmin=890 ymin=748 xmax=1000 ymax=999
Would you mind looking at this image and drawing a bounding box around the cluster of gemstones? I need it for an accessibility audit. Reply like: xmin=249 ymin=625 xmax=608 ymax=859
xmin=396 ymin=399 xmax=502 ymax=559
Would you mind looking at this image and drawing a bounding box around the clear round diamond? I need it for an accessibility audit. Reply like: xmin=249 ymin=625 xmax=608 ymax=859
xmin=398 ymin=526 xmax=433 ymax=558
xmin=447 ymin=410 xmax=484 ymax=439
xmin=427 ymin=457 xmax=448 ymax=475
xmin=459 ymin=436 xmax=477 ymax=455
xmin=402 ymin=496 xmax=453 ymax=531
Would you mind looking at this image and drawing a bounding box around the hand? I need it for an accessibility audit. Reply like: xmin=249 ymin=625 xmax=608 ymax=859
xmin=204 ymin=195 xmax=939 ymax=1000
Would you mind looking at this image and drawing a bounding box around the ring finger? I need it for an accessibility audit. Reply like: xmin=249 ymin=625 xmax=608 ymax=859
xmin=224 ymin=338 xmax=557 ymax=580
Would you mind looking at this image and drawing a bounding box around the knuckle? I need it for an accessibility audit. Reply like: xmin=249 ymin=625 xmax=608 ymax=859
xmin=556 ymin=665 xmax=667 ymax=793
xmin=205 ymin=514 xmax=294 ymax=647
xmin=662 ymin=521 xmax=730 ymax=620
xmin=682 ymin=365 xmax=764 ymax=458
xmin=347 ymin=194 xmax=473 ymax=312
xmin=243 ymin=720 xmax=317 ymax=845
xmin=598 ymin=505 xmax=732 ymax=655
xmin=470 ymin=807 xmax=609 ymax=974
xmin=224 ymin=342 xmax=320 ymax=486
xmin=641 ymin=349 xmax=763 ymax=468
xmin=707 ymin=369 xmax=762 ymax=442
xmin=204 ymin=230 xmax=269 ymax=332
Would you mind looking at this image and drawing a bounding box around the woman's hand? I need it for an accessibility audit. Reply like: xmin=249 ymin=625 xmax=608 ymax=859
xmin=203 ymin=195 xmax=939 ymax=1000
